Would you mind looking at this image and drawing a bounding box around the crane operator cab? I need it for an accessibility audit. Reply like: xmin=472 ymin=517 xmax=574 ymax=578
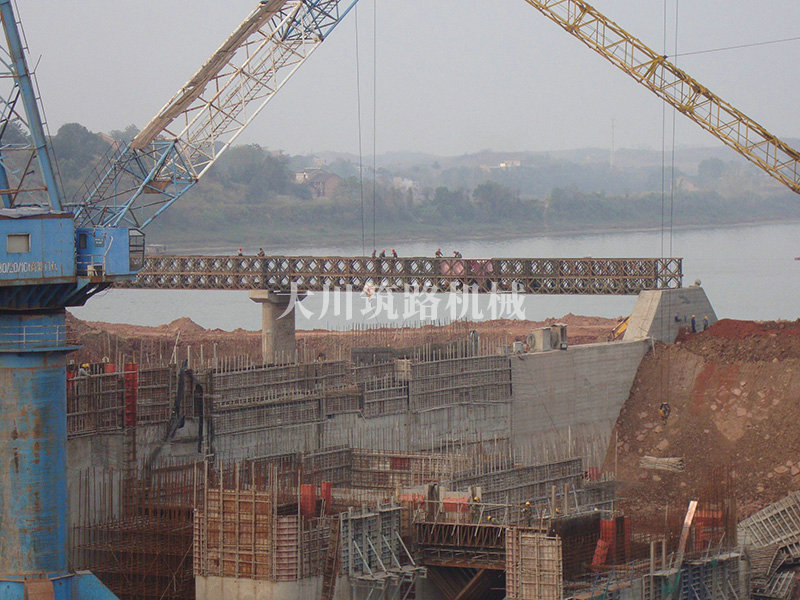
xmin=75 ymin=226 xmax=144 ymax=278
xmin=0 ymin=210 xmax=144 ymax=311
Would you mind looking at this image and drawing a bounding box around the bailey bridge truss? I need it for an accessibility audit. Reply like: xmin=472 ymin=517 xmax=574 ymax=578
xmin=119 ymin=255 xmax=682 ymax=294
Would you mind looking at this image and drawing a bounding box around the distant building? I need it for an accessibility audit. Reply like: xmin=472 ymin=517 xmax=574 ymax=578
xmin=481 ymin=160 xmax=522 ymax=172
xmin=499 ymin=160 xmax=522 ymax=169
xmin=391 ymin=176 xmax=423 ymax=201
xmin=295 ymin=169 xmax=343 ymax=198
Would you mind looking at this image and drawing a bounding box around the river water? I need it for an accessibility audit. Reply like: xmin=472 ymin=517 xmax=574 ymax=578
xmin=70 ymin=221 xmax=800 ymax=330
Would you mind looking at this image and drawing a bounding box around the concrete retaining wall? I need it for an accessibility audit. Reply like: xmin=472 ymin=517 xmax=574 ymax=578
xmin=196 ymin=575 xmax=321 ymax=600
xmin=510 ymin=340 xmax=649 ymax=466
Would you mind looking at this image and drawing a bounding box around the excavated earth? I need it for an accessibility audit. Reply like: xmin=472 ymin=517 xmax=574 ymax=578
xmin=605 ymin=318 xmax=800 ymax=527
xmin=66 ymin=312 xmax=619 ymax=366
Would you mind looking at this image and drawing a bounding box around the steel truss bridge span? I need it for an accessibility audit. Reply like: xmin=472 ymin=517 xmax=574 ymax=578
xmin=119 ymin=255 xmax=682 ymax=294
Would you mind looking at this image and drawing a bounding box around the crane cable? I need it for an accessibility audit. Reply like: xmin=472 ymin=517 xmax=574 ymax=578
xmin=671 ymin=35 xmax=800 ymax=59
xmin=354 ymin=5 xmax=366 ymax=256
xmin=658 ymin=0 xmax=679 ymax=424
xmin=355 ymin=1 xmax=378 ymax=256
xmin=372 ymin=0 xmax=377 ymax=253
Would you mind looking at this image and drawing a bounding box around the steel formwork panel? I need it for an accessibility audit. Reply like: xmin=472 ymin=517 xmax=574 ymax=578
xmin=739 ymin=492 xmax=800 ymax=558
xmin=340 ymin=504 xmax=403 ymax=577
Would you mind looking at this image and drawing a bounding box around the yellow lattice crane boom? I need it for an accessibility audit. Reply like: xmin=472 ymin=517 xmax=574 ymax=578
xmin=523 ymin=0 xmax=800 ymax=194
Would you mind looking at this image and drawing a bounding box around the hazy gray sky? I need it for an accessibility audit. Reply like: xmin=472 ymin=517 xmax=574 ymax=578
xmin=18 ymin=1 xmax=800 ymax=157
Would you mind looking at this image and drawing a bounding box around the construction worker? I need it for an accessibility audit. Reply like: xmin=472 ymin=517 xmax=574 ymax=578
xmin=453 ymin=250 xmax=463 ymax=258
xmin=257 ymin=248 xmax=265 ymax=257
xmin=371 ymin=249 xmax=377 ymax=258
xmin=379 ymin=249 xmax=386 ymax=258
xmin=391 ymin=249 xmax=398 ymax=258
xmin=703 ymin=315 xmax=709 ymax=331
xmin=521 ymin=501 xmax=532 ymax=526
xmin=659 ymin=402 xmax=671 ymax=420
xmin=435 ymin=248 xmax=443 ymax=258
xmin=236 ymin=248 xmax=243 ymax=256
xmin=78 ymin=363 xmax=90 ymax=377
xmin=691 ymin=314 xmax=697 ymax=333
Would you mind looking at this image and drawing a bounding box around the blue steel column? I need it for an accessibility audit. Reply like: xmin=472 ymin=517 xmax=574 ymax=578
xmin=0 ymin=311 xmax=70 ymax=578
xmin=0 ymin=310 xmax=118 ymax=599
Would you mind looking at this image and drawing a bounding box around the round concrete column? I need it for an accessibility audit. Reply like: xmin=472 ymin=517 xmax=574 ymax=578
xmin=249 ymin=291 xmax=299 ymax=364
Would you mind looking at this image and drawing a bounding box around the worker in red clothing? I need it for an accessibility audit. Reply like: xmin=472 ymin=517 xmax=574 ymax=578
xmin=392 ymin=249 xmax=398 ymax=258
xmin=435 ymin=248 xmax=443 ymax=258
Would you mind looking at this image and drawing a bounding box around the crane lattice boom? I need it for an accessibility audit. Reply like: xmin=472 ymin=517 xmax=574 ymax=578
xmin=523 ymin=0 xmax=800 ymax=194
xmin=72 ymin=0 xmax=357 ymax=229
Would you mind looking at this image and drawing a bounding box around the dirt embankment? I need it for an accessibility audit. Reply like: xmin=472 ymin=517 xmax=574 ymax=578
xmin=66 ymin=312 xmax=620 ymax=365
xmin=606 ymin=319 xmax=800 ymax=523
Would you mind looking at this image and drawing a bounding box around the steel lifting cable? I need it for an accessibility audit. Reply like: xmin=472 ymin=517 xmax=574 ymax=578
xmin=671 ymin=35 xmax=800 ymax=59
xmin=669 ymin=0 xmax=679 ymax=258
xmin=372 ymin=0 xmax=377 ymax=252
xmin=657 ymin=0 xmax=670 ymax=413
xmin=665 ymin=0 xmax=680 ymax=421
xmin=657 ymin=0 xmax=680 ymax=420
xmin=354 ymin=5 xmax=366 ymax=256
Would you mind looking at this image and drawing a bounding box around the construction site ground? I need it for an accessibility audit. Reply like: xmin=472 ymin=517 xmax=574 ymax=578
xmin=66 ymin=312 xmax=618 ymax=365
xmin=606 ymin=318 xmax=800 ymax=530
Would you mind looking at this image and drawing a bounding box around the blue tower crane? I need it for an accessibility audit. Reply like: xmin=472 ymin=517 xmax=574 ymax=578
xmin=0 ymin=1 xmax=356 ymax=597
xmin=0 ymin=0 xmax=134 ymax=597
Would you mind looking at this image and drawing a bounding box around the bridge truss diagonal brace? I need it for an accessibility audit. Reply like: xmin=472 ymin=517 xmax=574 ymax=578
xmin=523 ymin=0 xmax=800 ymax=194
xmin=120 ymin=255 xmax=683 ymax=295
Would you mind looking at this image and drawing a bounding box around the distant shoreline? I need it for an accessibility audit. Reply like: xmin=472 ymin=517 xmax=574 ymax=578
xmin=164 ymin=216 xmax=800 ymax=255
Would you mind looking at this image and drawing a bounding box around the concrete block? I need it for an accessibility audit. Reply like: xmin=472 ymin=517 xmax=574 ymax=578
xmin=624 ymin=286 xmax=717 ymax=342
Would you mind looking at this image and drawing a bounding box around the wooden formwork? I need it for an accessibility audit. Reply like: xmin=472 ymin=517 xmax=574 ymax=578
xmin=506 ymin=529 xmax=563 ymax=600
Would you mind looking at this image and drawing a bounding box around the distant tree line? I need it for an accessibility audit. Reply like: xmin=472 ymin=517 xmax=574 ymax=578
xmin=45 ymin=122 xmax=800 ymax=247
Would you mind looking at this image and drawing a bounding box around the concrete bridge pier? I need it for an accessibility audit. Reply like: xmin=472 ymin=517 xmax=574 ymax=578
xmin=249 ymin=290 xmax=301 ymax=364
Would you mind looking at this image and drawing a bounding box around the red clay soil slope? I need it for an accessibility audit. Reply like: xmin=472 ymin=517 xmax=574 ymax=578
xmin=605 ymin=319 xmax=800 ymax=524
